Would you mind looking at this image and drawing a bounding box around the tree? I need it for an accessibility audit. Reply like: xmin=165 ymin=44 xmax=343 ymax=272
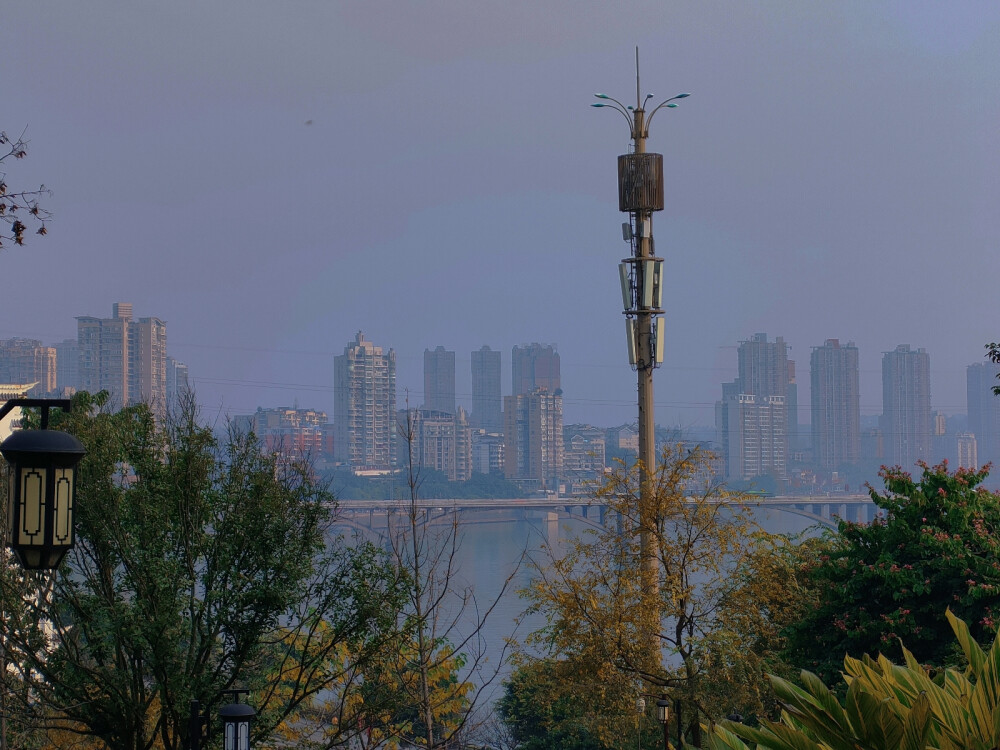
xmin=0 ymin=392 xmax=407 ymax=750
xmin=515 ymin=444 xmax=809 ymax=746
xmin=783 ymin=461 xmax=1000 ymax=684
xmin=0 ymin=129 xmax=51 ymax=249
xmin=347 ymin=408 xmax=516 ymax=749
xmin=987 ymin=342 xmax=1000 ymax=395
xmin=710 ymin=610 xmax=1000 ymax=750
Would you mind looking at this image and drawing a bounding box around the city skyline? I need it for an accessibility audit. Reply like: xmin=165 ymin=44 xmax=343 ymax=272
xmin=6 ymin=311 xmax=998 ymax=430
xmin=2 ymin=3 xmax=997 ymax=429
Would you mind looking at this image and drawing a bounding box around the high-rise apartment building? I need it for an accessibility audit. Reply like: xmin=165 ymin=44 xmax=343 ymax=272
xmin=423 ymin=346 xmax=456 ymax=415
xmin=810 ymin=339 xmax=861 ymax=470
xmin=471 ymin=345 xmax=502 ymax=432
xmin=880 ymin=344 xmax=932 ymax=469
xmin=54 ymin=338 xmax=78 ymax=394
xmin=166 ymin=356 xmax=190 ymax=408
xmin=716 ymin=333 xmax=790 ymax=481
xmin=0 ymin=338 xmax=57 ymax=395
xmin=503 ymin=388 xmax=563 ymax=491
xmin=399 ymin=407 xmax=472 ymax=482
xmin=956 ymin=432 xmax=978 ymax=470
xmin=511 ymin=343 xmax=560 ymax=396
xmin=77 ymin=303 xmax=167 ymax=413
xmin=334 ymin=332 xmax=396 ymax=473
xmin=968 ymin=362 xmax=1000 ymax=470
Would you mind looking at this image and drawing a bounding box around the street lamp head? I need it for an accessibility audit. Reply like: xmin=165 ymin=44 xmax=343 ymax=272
xmin=667 ymin=103 xmax=678 ymax=108
xmin=656 ymin=698 xmax=670 ymax=725
xmin=220 ymin=699 xmax=257 ymax=750
xmin=595 ymin=93 xmax=610 ymax=99
xmin=676 ymin=93 xmax=691 ymax=98
xmin=1 ymin=426 xmax=86 ymax=570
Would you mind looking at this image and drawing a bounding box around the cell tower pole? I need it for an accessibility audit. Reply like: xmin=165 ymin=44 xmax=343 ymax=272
xmin=593 ymin=49 xmax=689 ymax=665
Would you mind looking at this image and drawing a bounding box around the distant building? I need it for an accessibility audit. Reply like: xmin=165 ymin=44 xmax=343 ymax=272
xmin=236 ymin=406 xmax=334 ymax=463
xmin=880 ymin=345 xmax=932 ymax=469
xmin=77 ymin=303 xmax=167 ymax=414
xmin=471 ymin=345 xmax=502 ymax=432
xmin=956 ymin=432 xmax=978 ymax=470
xmin=503 ymin=388 xmax=563 ymax=491
xmin=54 ymin=338 xmax=78 ymax=393
xmin=968 ymin=362 xmax=1000 ymax=470
xmin=720 ymin=393 xmax=787 ymax=482
xmin=607 ymin=424 xmax=639 ymax=452
xmin=399 ymin=407 xmax=472 ymax=482
xmin=470 ymin=429 xmax=505 ymax=475
xmin=810 ymin=339 xmax=860 ymax=471
xmin=166 ymin=356 xmax=190 ymax=409
xmin=563 ymin=424 xmax=606 ymax=496
xmin=423 ymin=346 xmax=456 ymax=415
xmin=0 ymin=338 xmax=56 ymax=396
xmin=511 ymin=343 xmax=560 ymax=396
xmin=716 ymin=333 xmax=791 ymax=482
xmin=334 ymin=332 xmax=396 ymax=473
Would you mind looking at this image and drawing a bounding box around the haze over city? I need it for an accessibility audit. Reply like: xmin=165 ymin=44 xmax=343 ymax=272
xmin=3 ymin=2 xmax=997 ymax=428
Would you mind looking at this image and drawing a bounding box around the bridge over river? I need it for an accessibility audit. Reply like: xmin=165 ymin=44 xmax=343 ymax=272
xmin=333 ymin=494 xmax=877 ymax=533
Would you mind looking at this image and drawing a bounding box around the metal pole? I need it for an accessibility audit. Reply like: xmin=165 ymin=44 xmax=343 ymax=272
xmin=632 ymin=101 xmax=660 ymax=658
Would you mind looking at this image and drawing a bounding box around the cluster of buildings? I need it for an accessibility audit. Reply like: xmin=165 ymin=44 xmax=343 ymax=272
xmin=716 ymin=333 xmax=1000 ymax=490
xmin=6 ymin=306 xmax=1000 ymax=495
xmin=331 ymin=333 xmax=583 ymax=492
xmin=0 ymin=303 xmax=189 ymax=416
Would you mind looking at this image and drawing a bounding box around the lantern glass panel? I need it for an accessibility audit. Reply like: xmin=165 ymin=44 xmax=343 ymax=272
xmin=53 ymin=467 xmax=74 ymax=544
xmin=18 ymin=466 xmax=47 ymax=546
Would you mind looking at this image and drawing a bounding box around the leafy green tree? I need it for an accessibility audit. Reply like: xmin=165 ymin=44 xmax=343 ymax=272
xmin=783 ymin=461 xmax=1000 ymax=684
xmin=0 ymin=392 xmax=407 ymax=750
xmin=514 ymin=445 xmax=810 ymax=746
xmin=987 ymin=342 xmax=1000 ymax=395
xmin=710 ymin=610 xmax=1000 ymax=750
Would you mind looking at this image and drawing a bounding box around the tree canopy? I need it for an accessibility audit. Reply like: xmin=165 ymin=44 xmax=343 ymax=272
xmin=507 ymin=445 xmax=812 ymax=746
xmin=783 ymin=461 xmax=1000 ymax=684
xmin=0 ymin=392 xmax=407 ymax=750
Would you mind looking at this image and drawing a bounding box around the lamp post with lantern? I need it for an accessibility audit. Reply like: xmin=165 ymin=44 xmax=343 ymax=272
xmin=0 ymin=398 xmax=85 ymax=570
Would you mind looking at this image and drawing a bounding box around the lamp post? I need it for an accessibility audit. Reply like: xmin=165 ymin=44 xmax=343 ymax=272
xmin=0 ymin=399 xmax=84 ymax=570
xmin=593 ymin=47 xmax=690 ymax=660
xmin=656 ymin=698 xmax=670 ymax=750
xmin=219 ymin=690 xmax=256 ymax=750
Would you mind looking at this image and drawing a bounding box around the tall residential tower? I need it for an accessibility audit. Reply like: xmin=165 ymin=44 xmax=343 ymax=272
xmin=810 ymin=339 xmax=861 ymax=470
xmin=76 ymin=303 xmax=167 ymax=414
xmin=334 ymin=332 xmax=396 ymax=472
xmin=423 ymin=346 xmax=456 ymax=415
xmin=881 ymin=345 xmax=932 ymax=469
xmin=471 ymin=345 xmax=502 ymax=432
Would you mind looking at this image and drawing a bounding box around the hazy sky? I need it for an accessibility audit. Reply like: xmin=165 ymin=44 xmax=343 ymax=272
xmin=3 ymin=2 xmax=998 ymax=428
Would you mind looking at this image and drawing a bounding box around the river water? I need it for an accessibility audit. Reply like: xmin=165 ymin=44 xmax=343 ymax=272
xmin=331 ymin=505 xmax=824 ymax=709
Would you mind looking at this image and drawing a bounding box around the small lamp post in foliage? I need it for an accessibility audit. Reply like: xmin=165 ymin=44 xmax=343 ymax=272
xmin=656 ymin=698 xmax=670 ymax=750
xmin=220 ymin=690 xmax=256 ymax=750
xmin=0 ymin=399 xmax=84 ymax=570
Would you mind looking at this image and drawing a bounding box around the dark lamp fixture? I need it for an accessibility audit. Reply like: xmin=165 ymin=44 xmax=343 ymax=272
xmin=656 ymin=698 xmax=670 ymax=725
xmin=220 ymin=691 xmax=256 ymax=750
xmin=0 ymin=399 xmax=84 ymax=570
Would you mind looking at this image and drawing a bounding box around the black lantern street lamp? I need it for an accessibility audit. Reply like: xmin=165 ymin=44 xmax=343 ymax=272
xmin=656 ymin=698 xmax=670 ymax=750
xmin=220 ymin=690 xmax=256 ymax=750
xmin=0 ymin=399 xmax=84 ymax=570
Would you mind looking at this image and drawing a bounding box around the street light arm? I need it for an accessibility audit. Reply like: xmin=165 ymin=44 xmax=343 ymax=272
xmin=591 ymin=102 xmax=636 ymax=134
xmin=644 ymin=93 xmax=691 ymax=136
